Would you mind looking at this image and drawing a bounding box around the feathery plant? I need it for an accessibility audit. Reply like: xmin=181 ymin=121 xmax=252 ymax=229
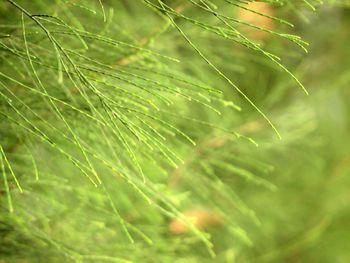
xmin=1 ymin=0 xmax=349 ymax=262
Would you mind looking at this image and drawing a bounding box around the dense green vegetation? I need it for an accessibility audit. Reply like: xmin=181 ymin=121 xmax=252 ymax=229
xmin=1 ymin=1 xmax=349 ymax=262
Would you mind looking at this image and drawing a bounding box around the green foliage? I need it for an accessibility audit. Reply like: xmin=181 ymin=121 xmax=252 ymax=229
xmin=0 ymin=0 xmax=349 ymax=262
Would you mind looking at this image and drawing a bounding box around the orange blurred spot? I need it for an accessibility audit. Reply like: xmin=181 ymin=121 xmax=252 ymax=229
xmin=140 ymin=37 xmax=149 ymax=45
xmin=169 ymin=207 xmax=223 ymax=235
xmin=116 ymin=58 xmax=130 ymax=65
xmin=116 ymin=55 xmax=139 ymax=66
xmin=237 ymin=2 xmax=275 ymax=40
xmin=175 ymin=5 xmax=185 ymax=13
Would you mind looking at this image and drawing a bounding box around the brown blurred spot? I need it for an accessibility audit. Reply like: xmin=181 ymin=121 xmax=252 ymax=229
xmin=140 ymin=37 xmax=149 ymax=45
xmin=206 ymin=137 xmax=228 ymax=149
xmin=116 ymin=55 xmax=139 ymax=66
xmin=71 ymin=87 xmax=78 ymax=94
xmin=175 ymin=5 xmax=185 ymax=13
xmin=169 ymin=207 xmax=223 ymax=234
xmin=56 ymin=102 xmax=64 ymax=107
